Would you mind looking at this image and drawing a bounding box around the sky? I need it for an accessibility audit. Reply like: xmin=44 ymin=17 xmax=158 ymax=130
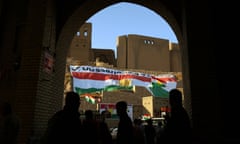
xmin=86 ymin=2 xmax=178 ymax=56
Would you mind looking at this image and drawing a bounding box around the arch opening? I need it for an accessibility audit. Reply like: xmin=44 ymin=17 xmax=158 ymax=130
xmin=56 ymin=0 xmax=190 ymax=123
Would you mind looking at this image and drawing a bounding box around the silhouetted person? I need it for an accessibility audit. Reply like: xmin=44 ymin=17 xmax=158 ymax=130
xmin=115 ymin=101 xmax=134 ymax=144
xmin=144 ymin=119 xmax=156 ymax=144
xmin=82 ymin=109 xmax=99 ymax=144
xmin=133 ymin=118 xmax=145 ymax=144
xmin=160 ymin=89 xmax=192 ymax=144
xmin=42 ymin=91 xmax=82 ymax=144
xmin=0 ymin=102 xmax=20 ymax=144
xmin=99 ymin=111 xmax=113 ymax=144
xmin=155 ymin=121 xmax=164 ymax=144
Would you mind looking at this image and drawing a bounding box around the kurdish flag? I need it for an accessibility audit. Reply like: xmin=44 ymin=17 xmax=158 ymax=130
xmin=149 ymin=75 xmax=177 ymax=98
xmin=84 ymin=95 xmax=96 ymax=104
xmin=70 ymin=65 xmax=177 ymax=98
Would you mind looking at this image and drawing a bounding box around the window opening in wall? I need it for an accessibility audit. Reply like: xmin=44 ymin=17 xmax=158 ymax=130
xmin=144 ymin=39 xmax=154 ymax=45
xmin=84 ymin=30 xmax=88 ymax=36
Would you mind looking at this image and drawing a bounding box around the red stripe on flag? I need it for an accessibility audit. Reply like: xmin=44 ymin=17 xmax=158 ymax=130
xmin=151 ymin=76 xmax=176 ymax=83
xmin=71 ymin=72 xmax=151 ymax=82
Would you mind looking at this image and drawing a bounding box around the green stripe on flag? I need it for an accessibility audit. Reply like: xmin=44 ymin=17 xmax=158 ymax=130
xmin=75 ymin=85 xmax=134 ymax=95
xmin=75 ymin=87 xmax=103 ymax=95
xmin=104 ymin=85 xmax=134 ymax=92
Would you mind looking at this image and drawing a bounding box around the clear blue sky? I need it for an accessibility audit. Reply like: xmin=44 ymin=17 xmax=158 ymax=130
xmin=86 ymin=2 xmax=178 ymax=55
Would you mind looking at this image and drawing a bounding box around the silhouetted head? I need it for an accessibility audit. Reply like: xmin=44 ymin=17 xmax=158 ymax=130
xmin=169 ymin=88 xmax=182 ymax=107
xmin=158 ymin=121 xmax=163 ymax=127
xmin=116 ymin=101 xmax=127 ymax=116
xmin=133 ymin=118 xmax=142 ymax=125
xmin=133 ymin=118 xmax=142 ymax=126
xmin=85 ymin=110 xmax=93 ymax=120
xmin=146 ymin=119 xmax=153 ymax=125
xmin=64 ymin=91 xmax=80 ymax=111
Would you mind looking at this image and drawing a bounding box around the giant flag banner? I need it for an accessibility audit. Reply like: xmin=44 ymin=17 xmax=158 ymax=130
xmin=70 ymin=65 xmax=177 ymax=98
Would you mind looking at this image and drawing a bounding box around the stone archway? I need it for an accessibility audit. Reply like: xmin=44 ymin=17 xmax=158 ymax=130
xmin=0 ymin=0 xmax=218 ymax=143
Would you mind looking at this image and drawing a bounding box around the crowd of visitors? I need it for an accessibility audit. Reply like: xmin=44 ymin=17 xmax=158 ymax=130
xmin=40 ymin=88 xmax=192 ymax=144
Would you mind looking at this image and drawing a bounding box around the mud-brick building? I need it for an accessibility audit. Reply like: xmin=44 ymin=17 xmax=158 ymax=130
xmin=66 ymin=22 xmax=182 ymax=120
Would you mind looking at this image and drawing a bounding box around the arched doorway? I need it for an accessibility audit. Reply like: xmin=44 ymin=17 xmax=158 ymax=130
xmin=0 ymin=0 xmax=218 ymax=143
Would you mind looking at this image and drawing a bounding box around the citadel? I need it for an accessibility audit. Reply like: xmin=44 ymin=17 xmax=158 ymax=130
xmin=65 ymin=23 xmax=182 ymax=121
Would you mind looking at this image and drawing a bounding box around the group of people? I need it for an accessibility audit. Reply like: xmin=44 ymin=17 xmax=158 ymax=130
xmin=41 ymin=91 xmax=113 ymax=144
xmin=0 ymin=87 xmax=191 ymax=144
xmin=130 ymin=88 xmax=192 ymax=144
xmin=41 ymin=88 xmax=192 ymax=144
xmin=0 ymin=88 xmax=192 ymax=144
